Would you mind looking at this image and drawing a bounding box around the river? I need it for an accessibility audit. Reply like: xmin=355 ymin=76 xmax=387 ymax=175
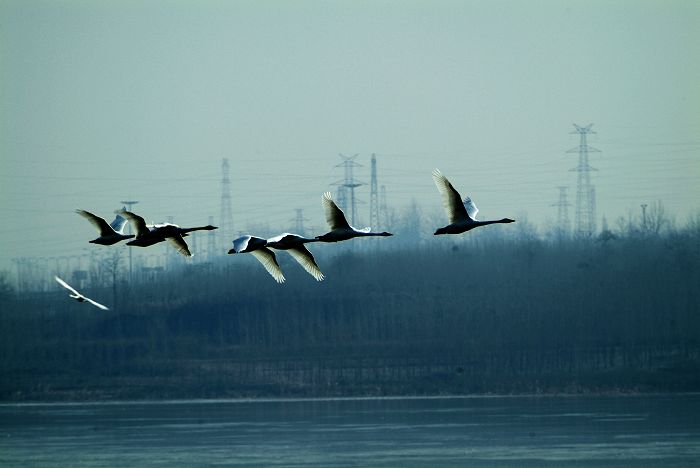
xmin=1 ymin=394 xmax=699 ymax=467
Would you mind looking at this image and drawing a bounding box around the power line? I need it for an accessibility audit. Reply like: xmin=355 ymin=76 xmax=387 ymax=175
xmin=567 ymin=124 xmax=600 ymax=237
xmin=551 ymin=186 xmax=571 ymax=238
xmin=120 ymin=200 xmax=139 ymax=281
xmin=219 ymin=158 xmax=234 ymax=251
xmin=370 ymin=154 xmax=379 ymax=229
xmin=332 ymin=153 xmax=365 ymax=226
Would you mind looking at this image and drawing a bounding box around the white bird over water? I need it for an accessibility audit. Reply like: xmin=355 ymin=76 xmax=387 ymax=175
xmin=315 ymin=192 xmax=393 ymax=242
xmin=76 ymin=209 xmax=135 ymax=245
xmin=54 ymin=276 xmax=109 ymax=310
xmin=228 ymin=235 xmax=286 ymax=284
xmin=432 ymin=169 xmax=515 ymax=235
xmin=266 ymin=233 xmax=324 ymax=281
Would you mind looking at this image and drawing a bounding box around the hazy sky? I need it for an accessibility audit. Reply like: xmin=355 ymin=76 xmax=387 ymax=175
xmin=1 ymin=0 xmax=699 ymax=270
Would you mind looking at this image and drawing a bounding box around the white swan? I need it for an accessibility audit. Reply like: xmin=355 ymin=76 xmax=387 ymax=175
xmin=315 ymin=192 xmax=393 ymax=242
xmin=55 ymin=276 xmax=109 ymax=310
xmin=266 ymin=233 xmax=324 ymax=281
xmin=228 ymin=235 xmax=285 ymax=283
xmin=432 ymin=169 xmax=514 ymax=235
xmin=76 ymin=209 xmax=135 ymax=245
xmin=118 ymin=209 xmax=217 ymax=257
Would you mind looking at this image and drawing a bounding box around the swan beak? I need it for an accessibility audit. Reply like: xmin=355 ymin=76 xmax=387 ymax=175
xmin=227 ymin=248 xmax=236 ymax=254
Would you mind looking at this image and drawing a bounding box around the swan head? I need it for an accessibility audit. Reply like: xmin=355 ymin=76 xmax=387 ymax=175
xmin=227 ymin=248 xmax=237 ymax=254
xmin=378 ymin=232 xmax=393 ymax=236
xmin=501 ymin=218 xmax=515 ymax=223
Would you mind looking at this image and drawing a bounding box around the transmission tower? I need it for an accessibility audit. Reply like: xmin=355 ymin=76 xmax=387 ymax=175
xmin=551 ymin=186 xmax=571 ymax=236
xmin=219 ymin=158 xmax=234 ymax=250
xmin=369 ymin=154 xmax=379 ymax=228
xmin=291 ymin=208 xmax=308 ymax=235
xmin=207 ymin=215 xmax=216 ymax=262
xmin=567 ymin=124 xmax=600 ymax=237
xmin=119 ymin=200 xmax=138 ymax=280
xmin=333 ymin=153 xmax=365 ymax=226
xmin=380 ymin=184 xmax=388 ymax=228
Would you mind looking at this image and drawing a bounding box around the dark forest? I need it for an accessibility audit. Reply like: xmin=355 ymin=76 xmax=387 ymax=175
xmin=1 ymin=215 xmax=699 ymax=401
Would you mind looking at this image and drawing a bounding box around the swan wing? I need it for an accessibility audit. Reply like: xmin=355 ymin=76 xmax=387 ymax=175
xmin=287 ymin=246 xmax=324 ymax=281
xmin=232 ymin=235 xmax=252 ymax=253
xmin=84 ymin=296 xmax=109 ymax=311
xmin=76 ymin=209 xmax=114 ymax=236
xmin=167 ymin=234 xmax=192 ymax=257
xmin=55 ymin=276 xmax=80 ymax=295
xmin=463 ymin=197 xmax=479 ymax=221
xmin=432 ymin=169 xmax=471 ymax=223
xmin=118 ymin=209 xmax=150 ymax=237
xmin=322 ymin=192 xmax=351 ymax=230
xmin=250 ymin=248 xmax=286 ymax=283
xmin=267 ymin=233 xmax=296 ymax=244
xmin=232 ymin=235 xmax=267 ymax=253
xmin=109 ymin=213 xmax=129 ymax=234
xmin=355 ymin=227 xmax=372 ymax=233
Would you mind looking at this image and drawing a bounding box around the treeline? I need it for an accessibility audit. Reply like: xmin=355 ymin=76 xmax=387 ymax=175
xmin=1 ymin=220 xmax=699 ymax=400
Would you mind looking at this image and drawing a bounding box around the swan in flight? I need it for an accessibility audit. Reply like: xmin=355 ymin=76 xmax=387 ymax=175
xmin=266 ymin=233 xmax=324 ymax=281
xmin=432 ymin=169 xmax=514 ymax=235
xmin=55 ymin=276 xmax=109 ymax=310
xmin=315 ymin=192 xmax=393 ymax=242
xmin=228 ymin=235 xmax=286 ymax=283
xmin=76 ymin=209 xmax=135 ymax=245
xmin=118 ymin=209 xmax=217 ymax=257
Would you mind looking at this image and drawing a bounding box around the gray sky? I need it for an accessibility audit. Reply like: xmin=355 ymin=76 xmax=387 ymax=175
xmin=1 ymin=0 xmax=699 ymax=270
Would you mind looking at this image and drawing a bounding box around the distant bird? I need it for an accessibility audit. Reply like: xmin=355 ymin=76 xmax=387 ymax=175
xmin=266 ymin=233 xmax=324 ymax=281
xmin=76 ymin=209 xmax=135 ymax=245
xmin=315 ymin=192 xmax=393 ymax=242
xmin=432 ymin=169 xmax=514 ymax=235
xmin=228 ymin=235 xmax=285 ymax=283
xmin=118 ymin=209 xmax=217 ymax=257
xmin=54 ymin=276 xmax=109 ymax=310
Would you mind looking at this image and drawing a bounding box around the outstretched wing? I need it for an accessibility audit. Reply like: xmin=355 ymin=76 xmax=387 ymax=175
xmin=55 ymin=276 xmax=80 ymax=295
xmin=463 ymin=197 xmax=479 ymax=221
xmin=76 ymin=209 xmax=114 ymax=236
xmin=321 ymin=192 xmax=351 ymax=231
xmin=109 ymin=213 xmax=129 ymax=234
xmin=117 ymin=209 xmax=150 ymax=237
xmin=232 ymin=235 xmax=267 ymax=253
xmin=232 ymin=235 xmax=252 ymax=253
xmin=167 ymin=234 xmax=192 ymax=257
xmin=250 ymin=248 xmax=286 ymax=284
xmin=287 ymin=245 xmax=324 ymax=281
xmin=267 ymin=233 xmax=296 ymax=245
xmin=84 ymin=296 xmax=109 ymax=311
xmin=432 ymin=169 xmax=470 ymax=224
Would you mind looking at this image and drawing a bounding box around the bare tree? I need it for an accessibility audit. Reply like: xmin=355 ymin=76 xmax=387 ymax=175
xmin=102 ymin=249 xmax=123 ymax=309
xmin=644 ymin=200 xmax=673 ymax=235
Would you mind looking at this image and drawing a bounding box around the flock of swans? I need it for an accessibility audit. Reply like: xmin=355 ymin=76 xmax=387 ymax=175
xmin=57 ymin=169 xmax=515 ymax=309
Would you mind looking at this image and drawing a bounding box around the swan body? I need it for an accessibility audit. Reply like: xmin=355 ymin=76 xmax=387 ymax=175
xmin=76 ymin=209 xmax=135 ymax=245
xmin=228 ymin=235 xmax=285 ymax=283
xmin=266 ymin=233 xmax=324 ymax=281
xmin=432 ymin=169 xmax=514 ymax=235
xmin=55 ymin=276 xmax=109 ymax=310
xmin=118 ymin=209 xmax=217 ymax=257
xmin=315 ymin=192 xmax=392 ymax=242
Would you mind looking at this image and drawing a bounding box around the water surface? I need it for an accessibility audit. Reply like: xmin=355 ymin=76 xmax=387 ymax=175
xmin=1 ymin=394 xmax=699 ymax=467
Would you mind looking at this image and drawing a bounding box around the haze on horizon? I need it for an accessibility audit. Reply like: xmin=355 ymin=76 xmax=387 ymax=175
xmin=1 ymin=0 xmax=699 ymax=271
